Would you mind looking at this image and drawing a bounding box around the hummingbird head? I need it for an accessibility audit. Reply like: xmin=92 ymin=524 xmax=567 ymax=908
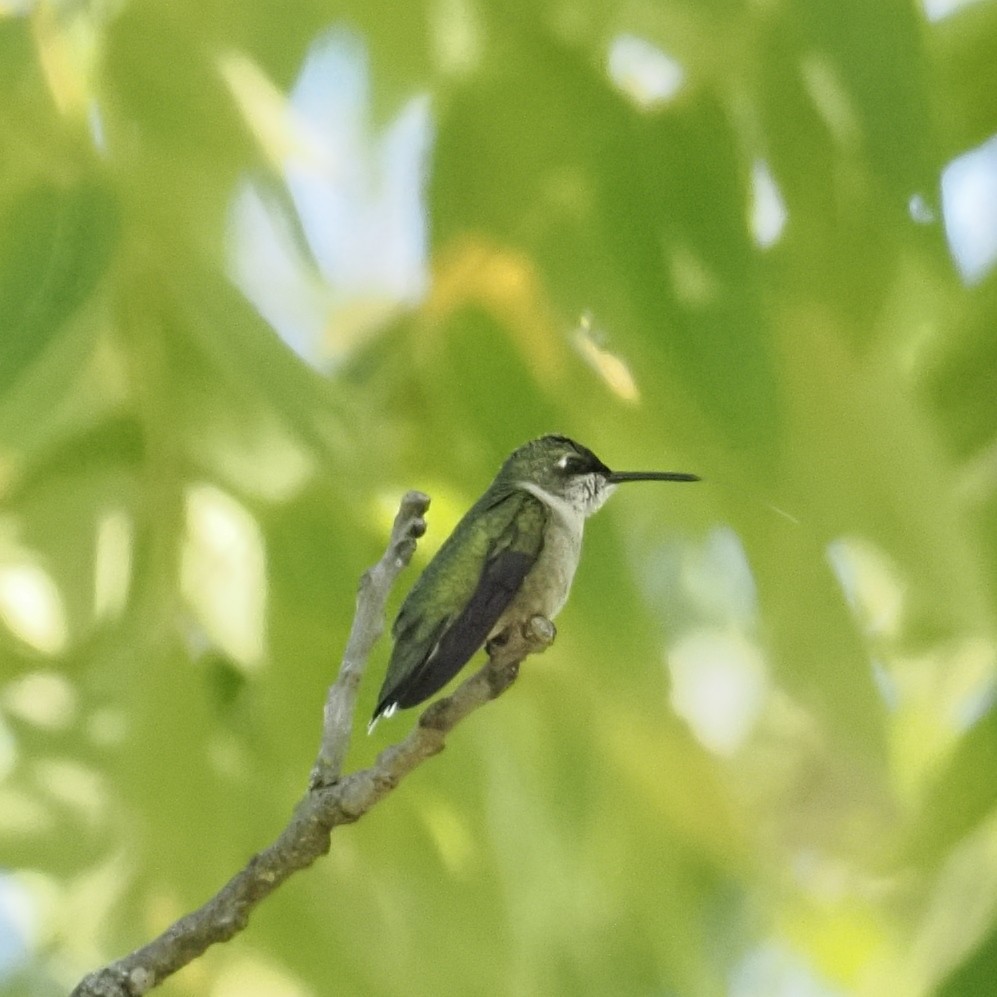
xmin=500 ymin=435 xmax=699 ymax=517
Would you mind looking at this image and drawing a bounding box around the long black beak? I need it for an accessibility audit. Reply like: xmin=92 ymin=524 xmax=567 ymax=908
xmin=606 ymin=470 xmax=700 ymax=484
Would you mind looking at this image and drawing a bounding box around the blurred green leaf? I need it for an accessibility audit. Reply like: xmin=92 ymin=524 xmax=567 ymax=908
xmin=904 ymin=705 xmax=997 ymax=865
xmin=0 ymin=180 xmax=118 ymax=394
xmin=939 ymin=920 xmax=997 ymax=997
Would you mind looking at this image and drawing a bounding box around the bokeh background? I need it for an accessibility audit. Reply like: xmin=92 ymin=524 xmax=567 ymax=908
xmin=2 ymin=0 xmax=997 ymax=994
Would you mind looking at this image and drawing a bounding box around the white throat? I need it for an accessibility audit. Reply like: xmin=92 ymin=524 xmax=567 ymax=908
xmin=516 ymin=475 xmax=615 ymax=520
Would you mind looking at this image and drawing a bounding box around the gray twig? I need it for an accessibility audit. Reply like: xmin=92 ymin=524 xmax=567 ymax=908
xmin=69 ymin=491 xmax=554 ymax=997
xmin=311 ymin=489 xmax=430 ymax=787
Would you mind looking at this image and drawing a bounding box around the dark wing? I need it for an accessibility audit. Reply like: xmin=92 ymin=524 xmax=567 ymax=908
xmin=372 ymin=489 xmax=547 ymax=720
xmin=390 ymin=543 xmax=533 ymax=708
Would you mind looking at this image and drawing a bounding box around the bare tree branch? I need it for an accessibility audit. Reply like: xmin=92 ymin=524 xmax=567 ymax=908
xmin=311 ymin=489 xmax=430 ymax=787
xmin=70 ymin=491 xmax=554 ymax=997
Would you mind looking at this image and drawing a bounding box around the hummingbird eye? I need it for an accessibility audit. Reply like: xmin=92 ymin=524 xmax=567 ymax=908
xmin=556 ymin=453 xmax=585 ymax=474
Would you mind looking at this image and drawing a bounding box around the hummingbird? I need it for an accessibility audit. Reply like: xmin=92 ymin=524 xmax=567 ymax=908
xmin=371 ymin=435 xmax=699 ymax=725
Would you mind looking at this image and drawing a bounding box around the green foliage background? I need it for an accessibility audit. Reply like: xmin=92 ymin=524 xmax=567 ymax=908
xmin=1 ymin=1 xmax=996 ymax=994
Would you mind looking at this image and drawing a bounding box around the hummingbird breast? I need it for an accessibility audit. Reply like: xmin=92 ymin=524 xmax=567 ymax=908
xmin=491 ymin=484 xmax=585 ymax=637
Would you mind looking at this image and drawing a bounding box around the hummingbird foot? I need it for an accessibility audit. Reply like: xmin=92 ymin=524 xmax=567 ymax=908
xmin=485 ymin=614 xmax=556 ymax=656
xmin=523 ymin=614 xmax=556 ymax=648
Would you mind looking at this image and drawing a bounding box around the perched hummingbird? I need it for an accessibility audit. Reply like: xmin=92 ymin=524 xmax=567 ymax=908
xmin=371 ymin=435 xmax=699 ymax=724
